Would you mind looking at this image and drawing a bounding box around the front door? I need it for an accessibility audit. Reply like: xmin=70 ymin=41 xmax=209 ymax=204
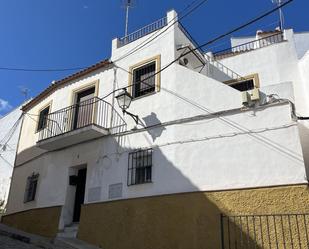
xmin=73 ymin=87 xmax=95 ymax=129
xmin=73 ymin=168 xmax=87 ymax=222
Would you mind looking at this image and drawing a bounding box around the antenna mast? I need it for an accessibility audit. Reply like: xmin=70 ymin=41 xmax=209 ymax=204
xmin=19 ymin=86 xmax=30 ymax=100
xmin=124 ymin=0 xmax=133 ymax=37
xmin=272 ymin=0 xmax=284 ymax=30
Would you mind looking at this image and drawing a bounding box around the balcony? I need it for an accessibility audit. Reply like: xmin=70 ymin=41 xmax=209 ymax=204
xmin=214 ymin=32 xmax=285 ymax=60
xmin=117 ymin=16 xmax=167 ymax=48
xmin=37 ymin=97 xmax=126 ymax=151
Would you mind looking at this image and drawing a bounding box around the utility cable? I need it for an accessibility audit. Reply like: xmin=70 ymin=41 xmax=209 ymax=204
xmin=0 ymin=0 xmax=209 ymax=73
xmin=0 ymin=66 xmax=86 ymax=72
xmin=109 ymin=0 xmax=294 ymax=99
xmin=0 ymin=113 xmax=23 ymax=151
xmin=116 ymin=0 xmax=294 ymax=89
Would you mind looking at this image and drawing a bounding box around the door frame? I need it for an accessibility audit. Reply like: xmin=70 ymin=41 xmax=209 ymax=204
xmin=72 ymin=167 xmax=87 ymax=223
xmin=73 ymin=87 xmax=96 ymax=130
xmin=69 ymin=80 xmax=100 ymax=130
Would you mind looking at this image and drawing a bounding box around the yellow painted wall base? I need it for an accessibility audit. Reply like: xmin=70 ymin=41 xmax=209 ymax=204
xmin=78 ymin=185 xmax=309 ymax=249
xmin=1 ymin=206 xmax=61 ymax=238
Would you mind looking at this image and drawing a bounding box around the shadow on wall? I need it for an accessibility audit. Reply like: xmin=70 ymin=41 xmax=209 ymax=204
xmin=78 ymin=136 xmax=263 ymax=249
xmin=297 ymin=122 xmax=309 ymax=180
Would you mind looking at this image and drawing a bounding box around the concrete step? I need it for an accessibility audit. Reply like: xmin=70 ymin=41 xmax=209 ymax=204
xmin=57 ymin=223 xmax=79 ymax=238
xmin=64 ymin=226 xmax=79 ymax=233
xmin=57 ymin=230 xmax=78 ymax=239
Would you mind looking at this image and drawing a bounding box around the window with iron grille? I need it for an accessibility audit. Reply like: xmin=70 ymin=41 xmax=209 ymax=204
xmin=37 ymin=106 xmax=50 ymax=131
xmin=128 ymin=149 xmax=153 ymax=186
xmin=132 ymin=61 xmax=156 ymax=98
xmin=24 ymin=173 xmax=39 ymax=203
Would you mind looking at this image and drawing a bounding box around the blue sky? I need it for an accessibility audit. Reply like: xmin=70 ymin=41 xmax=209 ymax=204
xmin=0 ymin=0 xmax=308 ymax=116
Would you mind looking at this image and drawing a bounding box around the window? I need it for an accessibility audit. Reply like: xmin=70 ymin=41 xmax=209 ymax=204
xmin=24 ymin=173 xmax=39 ymax=203
xmin=229 ymin=79 xmax=255 ymax=91
xmin=128 ymin=149 xmax=153 ymax=186
xmin=37 ymin=106 xmax=50 ymax=131
xmin=73 ymin=87 xmax=95 ymax=129
xmin=226 ymin=74 xmax=259 ymax=92
xmin=132 ymin=61 xmax=156 ymax=98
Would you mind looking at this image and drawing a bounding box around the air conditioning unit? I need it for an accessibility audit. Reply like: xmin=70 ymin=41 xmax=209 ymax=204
xmin=242 ymin=88 xmax=260 ymax=106
xmin=250 ymin=88 xmax=260 ymax=101
xmin=242 ymin=91 xmax=250 ymax=104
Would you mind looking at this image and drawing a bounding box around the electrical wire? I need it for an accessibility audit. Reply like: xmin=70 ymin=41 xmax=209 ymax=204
xmin=115 ymin=0 xmax=294 ymax=89
xmin=105 ymin=0 xmax=294 ymax=100
xmin=0 ymin=113 xmax=23 ymax=152
xmin=0 ymin=66 xmax=86 ymax=72
xmin=0 ymin=0 xmax=209 ymax=73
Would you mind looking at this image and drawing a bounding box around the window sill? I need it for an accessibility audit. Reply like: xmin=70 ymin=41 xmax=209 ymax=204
xmin=132 ymin=91 xmax=158 ymax=102
xmin=128 ymin=181 xmax=153 ymax=187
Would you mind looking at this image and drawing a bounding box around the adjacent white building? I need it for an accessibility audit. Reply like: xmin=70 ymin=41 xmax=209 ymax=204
xmin=2 ymin=10 xmax=309 ymax=249
xmin=0 ymin=106 xmax=23 ymax=210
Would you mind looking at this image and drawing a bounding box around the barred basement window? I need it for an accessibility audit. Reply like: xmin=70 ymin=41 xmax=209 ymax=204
xmin=24 ymin=173 xmax=39 ymax=203
xmin=128 ymin=149 xmax=153 ymax=186
xmin=132 ymin=61 xmax=156 ymax=98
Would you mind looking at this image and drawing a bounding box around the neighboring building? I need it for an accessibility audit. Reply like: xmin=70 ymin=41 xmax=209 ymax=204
xmin=0 ymin=105 xmax=23 ymax=211
xmin=2 ymin=10 xmax=309 ymax=249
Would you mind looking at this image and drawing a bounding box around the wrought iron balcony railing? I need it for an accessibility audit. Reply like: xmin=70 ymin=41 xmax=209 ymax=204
xmin=220 ymin=213 xmax=309 ymax=249
xmin=214 ymin=32 xmax=285 ymax=60
xmin=38 ymin=97 xmax=126 ymax=142
xmin=118 ymin=16 xmax=168 ymax=47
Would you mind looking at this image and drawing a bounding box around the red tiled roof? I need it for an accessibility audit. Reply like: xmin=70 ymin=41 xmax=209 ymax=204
xmin=22 ymin=59 xmax=112 ymax=111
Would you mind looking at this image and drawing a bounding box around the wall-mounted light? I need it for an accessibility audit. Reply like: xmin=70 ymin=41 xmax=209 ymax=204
xmin=115 ymin=88 xmax=139 ymax=124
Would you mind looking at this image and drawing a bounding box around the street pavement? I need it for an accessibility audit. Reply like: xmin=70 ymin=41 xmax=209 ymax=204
xmin=0 ymin=234 xmax=42 ymax=249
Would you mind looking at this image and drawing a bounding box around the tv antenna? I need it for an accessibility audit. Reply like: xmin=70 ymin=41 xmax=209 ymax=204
xmin=122 ymin=0 xmax=134 ymax=37
xmin=271 ymin=0 xmax=284 ymax=30
xmin=19 ymin=86 xmax=30 ymax=100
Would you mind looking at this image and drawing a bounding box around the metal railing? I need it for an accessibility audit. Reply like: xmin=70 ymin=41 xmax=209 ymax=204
xmin=205 ymin=54 xmax=244 ymax=81
xmin=38 ymin=97 xmax=126 ymax=141
xmin=118 ymin=16 xmax=168 ymax=47
xmin=214 ymin=32 xmax=285 ymax=60
xmin=220 ymin=213 xmax=309 ymax=249
xmin=177 ymin=22 xmax=243 ymax=81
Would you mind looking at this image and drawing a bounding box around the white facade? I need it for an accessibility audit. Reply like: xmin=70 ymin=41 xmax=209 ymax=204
xmin=0 ymin=106 xmax=23 ymax=208
xmin=6 ymin=10 xmax=309 ymax=231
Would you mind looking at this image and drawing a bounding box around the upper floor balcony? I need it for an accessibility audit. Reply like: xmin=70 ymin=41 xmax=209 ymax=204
xmin=213 ymin=31 xmax=285 ymax=60
xmin=116 ymin=16 xmax=168 ymax=48
xmin=36 ymin=97 xmax=126 ymax=151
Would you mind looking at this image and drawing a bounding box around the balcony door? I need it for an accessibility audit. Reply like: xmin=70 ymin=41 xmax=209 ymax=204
xmin=73 ymin=87 xmax=95 ymax=129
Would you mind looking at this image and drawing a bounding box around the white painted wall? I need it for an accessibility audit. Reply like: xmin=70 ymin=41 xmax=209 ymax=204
xmin=6 ymin=102 xmax=306 ymax=227
xmin=219 ymin=29 xmax=309 ymax=116
xmin=0 ymin=106 xmax=23 ymax=207
xmin=294 ymin=32 xmax=309 ymax=59
xmin=5 ymin=10 xmax=309 ymax=230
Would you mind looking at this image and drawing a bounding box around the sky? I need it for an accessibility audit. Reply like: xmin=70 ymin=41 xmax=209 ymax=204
xmin=0 ymin=0 xmax=308 ymax=116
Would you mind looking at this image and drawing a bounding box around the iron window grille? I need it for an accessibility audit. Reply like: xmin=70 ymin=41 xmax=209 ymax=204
xmin=37 ymin=106 xmax=50 ymax=131
xmin=128 ymin=149 xmax=153 ymax=186
xmin=24 ymin=173 xmax=39 ymax=203
xmin=132 ymin=61 xmax=156 ymax=98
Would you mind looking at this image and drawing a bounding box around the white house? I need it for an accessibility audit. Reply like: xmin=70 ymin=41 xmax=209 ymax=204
xmin=0 ymin=105 xmax=23 ymax=211
xmin=2 ymin=10 xmax=309 ymax=249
